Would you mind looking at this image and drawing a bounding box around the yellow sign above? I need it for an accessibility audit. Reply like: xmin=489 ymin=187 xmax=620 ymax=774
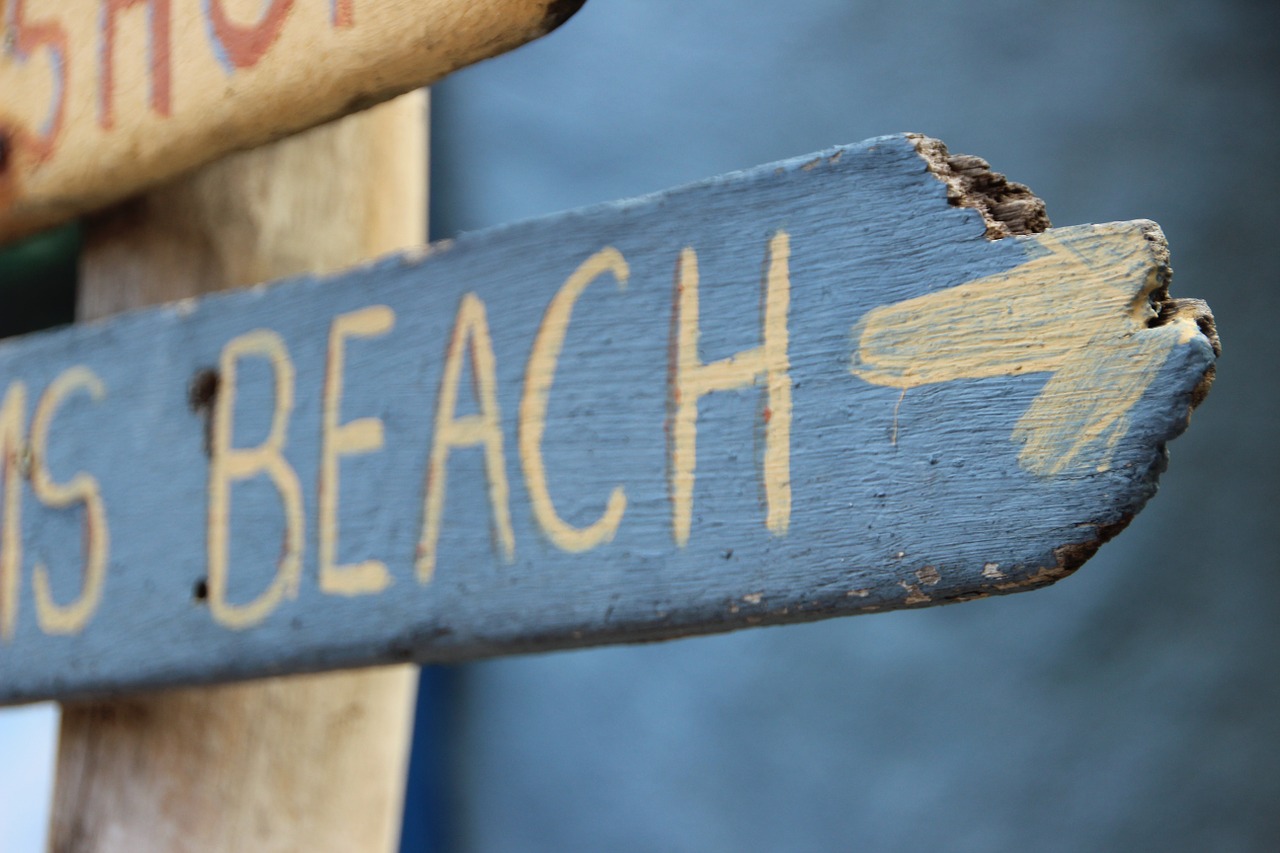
xmin=0 ymin=0 xmax=584 ymax=244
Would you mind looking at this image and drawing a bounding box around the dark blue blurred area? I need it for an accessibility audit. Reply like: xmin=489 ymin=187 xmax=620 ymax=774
xmin=406 ymin=1 xmax=1280 ymax=851
xmin=401 ymin=667 xmax=459 ymax=853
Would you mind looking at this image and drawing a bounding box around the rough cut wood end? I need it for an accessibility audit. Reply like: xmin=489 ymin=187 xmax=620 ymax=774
xmin=911 ymin=134 xmax=1053 ymax=238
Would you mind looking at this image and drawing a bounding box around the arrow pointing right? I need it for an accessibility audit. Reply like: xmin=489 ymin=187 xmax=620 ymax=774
xmin=850 ymin=221 xmax=1218 ymax=477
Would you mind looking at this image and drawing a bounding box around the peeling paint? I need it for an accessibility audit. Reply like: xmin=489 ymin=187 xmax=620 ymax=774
xmin=899 ymin=582 xmax=930 ymax=605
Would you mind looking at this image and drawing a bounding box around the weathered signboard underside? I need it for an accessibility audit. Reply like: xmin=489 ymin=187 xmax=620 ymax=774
xmin=0 ymin=134 xmax=1216 ymax=704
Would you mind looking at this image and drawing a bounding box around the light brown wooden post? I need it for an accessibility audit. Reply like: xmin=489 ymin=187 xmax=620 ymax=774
xmin=48 ymin=91 xmax=428 ymax=853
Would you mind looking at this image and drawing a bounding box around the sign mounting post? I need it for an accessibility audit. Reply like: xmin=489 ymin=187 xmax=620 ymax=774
xmin=45 ymin=91 xmax=429 ymax=853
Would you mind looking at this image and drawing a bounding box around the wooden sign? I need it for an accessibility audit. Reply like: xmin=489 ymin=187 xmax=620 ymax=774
xmin=0 ymin=0 xmax=585 ymax=245
xmin=0 ymin=134 xmax=1217 ymax=705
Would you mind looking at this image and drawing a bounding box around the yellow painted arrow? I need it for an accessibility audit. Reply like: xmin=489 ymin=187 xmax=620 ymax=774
xmin=850 ymin=222 xmax=1208 ymax=477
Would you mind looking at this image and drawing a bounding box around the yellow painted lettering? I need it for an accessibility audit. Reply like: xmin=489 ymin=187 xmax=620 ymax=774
xmin=669 ymin=231 xmax=792 ymax=547
xmin=0 ymin=383 xmax=26 ymax=641
xmin=320 ymin=306 xmax=395 ymax=596
xmin=208 ymin=330 xmax=304 ymax=629
xmin=520 ymin=248 xmax=628 ymax=552
xmin=30 ymin=367 xmax=110 ymax=635
xmin=417 ymin=294 xmax=514 ymax=583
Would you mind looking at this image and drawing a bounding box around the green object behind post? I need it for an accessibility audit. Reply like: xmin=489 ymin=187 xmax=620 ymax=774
xmin=0 ymin=225 xmax=79 ymax=338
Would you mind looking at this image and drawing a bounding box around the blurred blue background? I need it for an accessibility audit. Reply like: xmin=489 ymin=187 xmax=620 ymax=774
xmin=418 ymin=1 xmax=1278 ymax=850
xmin=3 ymin=1 xmax=1278 ymax=850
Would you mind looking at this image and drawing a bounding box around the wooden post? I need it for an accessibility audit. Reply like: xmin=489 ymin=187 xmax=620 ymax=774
xmin=48 ymin=91 xmax=427 ymax=852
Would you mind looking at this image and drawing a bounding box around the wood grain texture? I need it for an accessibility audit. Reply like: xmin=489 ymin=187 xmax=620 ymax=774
xmin=48 ymin=91 xmax=426 ymax=852
xmin=0 ymin=0 xmax=582 ymax=245
xmin=0 ymin=133 xmax=1217 ymax=706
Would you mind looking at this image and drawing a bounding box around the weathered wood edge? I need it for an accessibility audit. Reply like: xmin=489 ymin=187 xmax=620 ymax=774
xmin=908 ymin=134 xmax=1218 ymax=595
xmin=910 ymin=132 xmax=1219 ymax=432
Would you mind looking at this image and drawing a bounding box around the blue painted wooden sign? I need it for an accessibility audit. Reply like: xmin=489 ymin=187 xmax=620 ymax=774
xmin=0 ymin=134 xmax=1217 ymax=704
